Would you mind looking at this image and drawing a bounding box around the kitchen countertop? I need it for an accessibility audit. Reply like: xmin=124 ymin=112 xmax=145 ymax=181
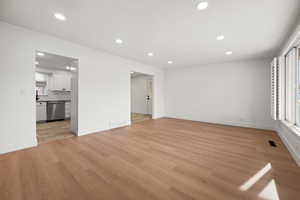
xmin=37 ymin=100 xmax=71 ymax=102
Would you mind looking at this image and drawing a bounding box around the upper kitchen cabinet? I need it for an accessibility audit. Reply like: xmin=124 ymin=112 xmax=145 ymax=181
xmin=35 ymin=72 xmax=49 ymax=95
xmin=51 ymin=72 xmax=72 ymax=91
xmin=35 ymin=72 xmax=48 ymax=82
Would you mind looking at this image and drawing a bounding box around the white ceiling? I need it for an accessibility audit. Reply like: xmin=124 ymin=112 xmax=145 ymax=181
xmin=0 ymin=0 xmax=299 ymax=68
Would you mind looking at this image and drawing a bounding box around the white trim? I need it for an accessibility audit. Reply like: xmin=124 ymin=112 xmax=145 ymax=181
xmin=284 ymin=48 xmax=297 ymax=123
xmin=78 ymin=122 xmax=131 ymax=136
xmin=277 ymin=121 xmax=300 ymax=167
xmin=281 ymin=30 xmax=300 ymax=56
xmin=166 ymin=116 xmax=275 ymax=130
xmin=280 ymin=120 xmax=300 ymax=137
xmin=0 ymin=140 xmax=37 ymax=155
xmin=279 ymin=56 xmax=285 ymax=120
xmin=296 ymin=47 xmax=300 ymax=126
xmin=129 ymin=71 xmax=154 ymax=122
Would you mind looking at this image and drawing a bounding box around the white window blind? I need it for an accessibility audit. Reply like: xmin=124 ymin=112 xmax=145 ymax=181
xmin=271 ymin=57 xmax=279 ymax=120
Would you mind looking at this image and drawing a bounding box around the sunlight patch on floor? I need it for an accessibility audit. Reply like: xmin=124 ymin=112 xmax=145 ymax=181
xmin=239 ymin=163 xmax=272 ymax=191
xmin=258 ymin=179 xmax=280 ymax=200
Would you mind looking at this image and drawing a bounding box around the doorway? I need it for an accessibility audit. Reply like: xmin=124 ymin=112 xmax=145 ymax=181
xmin=130 ymin=71 xmax=153 ymax=123
xmin=35 ymin=51 xmax=78 ymax=144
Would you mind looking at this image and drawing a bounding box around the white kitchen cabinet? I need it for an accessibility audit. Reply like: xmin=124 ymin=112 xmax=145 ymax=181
xmin=51 ymin=73 xmax=71 ymax=91
xmin=35 ymin=72 xmax=49 ymax=95
xmin=65 ymin=102 xmax=71 ymax=119
xmin=36 ymin=102 xmax=47 ymax=122
xmin=35 ymin=72 xmax=47 ymax=82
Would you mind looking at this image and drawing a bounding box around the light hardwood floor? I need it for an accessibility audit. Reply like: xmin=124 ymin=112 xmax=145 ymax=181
xmin=1 ymin=118 xmax=300 ymax=200
xmin=36 ymin=120 xmax=74 ymax=144
xmin=131 ymin=112 xmax=152 ymax=123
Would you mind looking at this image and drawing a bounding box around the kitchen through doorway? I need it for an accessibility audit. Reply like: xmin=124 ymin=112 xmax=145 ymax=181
xmin=35 ymin=51 xmax=78 ymax=144
xmin=130 ymin=71 xmax=153 ymax=123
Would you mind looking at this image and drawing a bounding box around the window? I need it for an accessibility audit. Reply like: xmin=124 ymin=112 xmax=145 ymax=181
xmin=285 ymin=48 xmax=296 ymax=122
xmin=283 ymin=47 xmax=299 ymax=125
xmin=296 ymin=48 xmax=300 ymax=125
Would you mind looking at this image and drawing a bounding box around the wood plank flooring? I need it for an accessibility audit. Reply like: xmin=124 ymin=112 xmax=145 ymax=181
xmin=36 ymin=120 xmax=74 ymax=144
xmin=131 ymin=112 xmax=152 ymax=123
xmin=1 ymin=118 xmax=300 ymax=200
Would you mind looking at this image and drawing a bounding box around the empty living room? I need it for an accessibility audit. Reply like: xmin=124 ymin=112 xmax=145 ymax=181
xmin=1 ymin=0 xmax=300 ymax=199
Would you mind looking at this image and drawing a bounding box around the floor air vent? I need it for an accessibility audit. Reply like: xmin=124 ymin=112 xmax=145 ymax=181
xmin=269 ymin=140 xmax=277 ymax=147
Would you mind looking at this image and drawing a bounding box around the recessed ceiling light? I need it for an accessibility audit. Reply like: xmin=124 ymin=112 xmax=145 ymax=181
xmin=54 ymin=13 xmax=66 ymax=21
xmin=216 ymin=35 xmax=225 ymax=41
xmin=35 ymin=61 xmax=39 ymax=65
xmin=37 ymin=52 xmax=45 ymax=56
xmin=66 ymin=66 xmax=71 ymax=70
xmin=225 ymin=51 xmax=233 ymax=55
xmin=115 ymin=39 xmax=123 ymax=44
xmin=167 ymin=61 xmax=173 ymax=64
xmin=147 ymin=52 xmax=154 ymax=57
xmin=197 ymin=1 xmax=209 ymax=10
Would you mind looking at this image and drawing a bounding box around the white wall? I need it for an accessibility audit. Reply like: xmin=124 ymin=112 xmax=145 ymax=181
xmin=165 ymin=58 xmax=275 ymax=130
xmin=0 ymin=21 xmax=165 ymax=154
xmin=131 ymin=75 xmax=150 ymax=114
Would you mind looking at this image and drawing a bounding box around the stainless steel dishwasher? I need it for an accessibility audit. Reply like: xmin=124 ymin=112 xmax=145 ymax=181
xmin=47 ymin=101 xmax=65 ymax=121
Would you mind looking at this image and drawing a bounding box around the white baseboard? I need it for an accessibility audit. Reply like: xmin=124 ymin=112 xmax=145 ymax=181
xmin=78 ymin=121 xmax=131 ymax=136
xmin=166 ymin=116 xmax=275 ymax=130
xmin=0 ymin=141 xmax=37 ymax=155
xmin=78 ymin=128 xmax=107 ymax=136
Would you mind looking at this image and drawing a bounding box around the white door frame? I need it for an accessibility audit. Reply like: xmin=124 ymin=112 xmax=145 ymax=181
xmin=70 ymin=60 xmax=79 ymax=135
xmin=34 ymin=50 xmax=79 ymax=140
xmin=130 ymin=71 xmax=154 ymax=123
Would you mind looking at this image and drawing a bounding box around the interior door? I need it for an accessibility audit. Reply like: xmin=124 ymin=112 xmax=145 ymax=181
xmin=146 ymin=79 xmax=153 ymax=115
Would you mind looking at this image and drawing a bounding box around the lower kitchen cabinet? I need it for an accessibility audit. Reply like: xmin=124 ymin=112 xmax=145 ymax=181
xmin=36 ymin=102 xmax=47 ymax=122
xmin=65 ymin=102 xmax=71 ymax=119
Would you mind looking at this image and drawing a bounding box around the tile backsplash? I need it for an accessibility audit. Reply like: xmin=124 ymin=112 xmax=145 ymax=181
xmin=38 ymin=90 xmax=71 ymax=101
